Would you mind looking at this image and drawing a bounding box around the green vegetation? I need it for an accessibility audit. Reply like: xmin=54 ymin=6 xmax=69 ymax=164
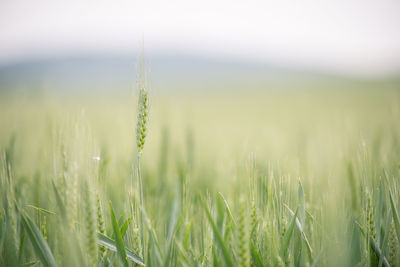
xmin=0 ymin=79 xmax=400 ymax=266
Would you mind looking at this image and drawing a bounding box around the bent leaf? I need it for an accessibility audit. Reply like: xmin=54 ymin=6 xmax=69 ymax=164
xmin=97 ymin=232 xmax=144 ymax=265
xmin=21 ymin=213 xmax=57 ymax=267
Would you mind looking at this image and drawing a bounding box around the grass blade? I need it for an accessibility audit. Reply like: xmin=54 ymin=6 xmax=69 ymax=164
xmin=378 ymin=212 xmax=392 ymax=267
xmin=51 ymin=180 xmax=67 ymax=221
xmin=217 ymin=192 xmax=236 ymax=226
xmin=21 ymin=260 xmax=40 ymax=266
xmin=201 ymin=196 xmax=234 ymax=266
xmin=212 ymin=245 xmax=222 ymax=267
xmin=109 ymin=202 xmax=129 ymax=267
xmin=174 ymin=239 xmax=191 ymax=266
xmin=97 ymin=232 xmax=144 ymax=265
xmin=280 ymin=202 xmax=301 ymax=260
xmin=141 ymin=206 xmax=163 ymax=265
xmin=18 ymin=228 xmax=26 ymax=264
xmin=249 ymin=239 xmax=263 ymax=267
xmin=298 ymin=181 xmax=305 ymax=225
xmin=26 ymin=205 xmax=56 ymax=215
xmin=349 ymin=219 xmax=361 ymax=266
xmin=310 ymin=249 xmax=323 ymax=267
xmin=295 ymin=181 xmax=306 ymax=266
xmin=163 ymin=187 xmax=180 ymax=267
xmin=285 ymin=205 xmax=313 ymax=262
xmin=377 ymin=181 xmax=384 ymax=245
xmin=119 ymin=215 xmax=133 ymax=238
xmin=389 ymin=187 xmax=400 ymax=247
xmin=369 ymin=236 xmax=390 ymax=267
xmin=355 ymin=221 xmax=390 ymax=267
xmin=20 ymin=213 xmax=56 ymax=267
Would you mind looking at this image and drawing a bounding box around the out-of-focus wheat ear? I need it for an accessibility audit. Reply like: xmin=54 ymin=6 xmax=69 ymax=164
xmin=389 ymin=222 xmax=399 ymax=267
xmin=366 ymin=191 xmax=378 ymax=266
xmin=66 ymin=164 xmax=78 ymax=230
xmin=96 ymin=194 xmax=106 ymax=260
xmin=132 ymin=224 xmax=141 ymax=267
xmin=347 ymin=161 xmax=359 ymax=212
xmin=250 ymin=200 xmax=257 ymax=237
xmin=61 ymin=147 xmax=68 ymax=201
xmin=237 ymin=199 xmax=249 ymax=267
xmin=42 ymin=216 xmax=48 ymax=242
xmin=83 ymin=182 xmax=97 ymax=265
xmin=366 ymin=192 xmax=376 ymax=240
xmin=275 ymin=255 xmax=284 ymax=267
xmin=281 ymin=217 xmax=287 ymax=238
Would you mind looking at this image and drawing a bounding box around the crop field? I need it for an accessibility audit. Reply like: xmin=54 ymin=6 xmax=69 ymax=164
xmin=1 ymin=77 xmax=400 ymax=266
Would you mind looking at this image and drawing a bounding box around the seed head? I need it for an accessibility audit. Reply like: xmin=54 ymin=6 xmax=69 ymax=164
xmin=366 ymin=192 xmax=376 ymax=240
xmin=83 ymin=183 xmax=97 ymax=264
xmin=136 ymin=50 xmax=149 ymax=154
xmin=237 ymin=200 xmax=249 ymax=267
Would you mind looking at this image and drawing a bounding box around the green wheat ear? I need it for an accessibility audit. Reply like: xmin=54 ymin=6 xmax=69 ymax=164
xmin=42 ymin=216 xmax=48 ymax=241
xmin=366 ymin=192 xmax=376 ymax=240
xmin=136 ymin=89 xmax=148 ymax=153
xmin=237 ymin=199 xmax=249 ymax=267
xmin=136 ymin=50 xmax=149 ymax=154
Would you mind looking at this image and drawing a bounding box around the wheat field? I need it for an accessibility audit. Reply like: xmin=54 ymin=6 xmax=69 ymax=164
xmin=1 ymin=78 xmax=400 ymax=266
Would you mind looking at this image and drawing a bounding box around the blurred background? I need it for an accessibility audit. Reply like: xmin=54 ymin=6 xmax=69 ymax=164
xmin=1 ymin=0 xmax=400 ymax=96
xmin=1 ymin=0 xmax=400 ymax=170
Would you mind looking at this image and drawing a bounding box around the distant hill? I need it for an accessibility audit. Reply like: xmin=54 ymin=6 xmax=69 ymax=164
xmin=0 ymin=53 xmax=397 ymax=95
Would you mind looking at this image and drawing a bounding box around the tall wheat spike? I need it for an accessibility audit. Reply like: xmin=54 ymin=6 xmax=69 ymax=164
xmin=136 ymin=44 xmax=149 ymax=259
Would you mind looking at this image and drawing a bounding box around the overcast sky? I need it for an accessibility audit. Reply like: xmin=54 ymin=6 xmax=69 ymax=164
xmin=1 ymin=0 xmax=400 ymax=77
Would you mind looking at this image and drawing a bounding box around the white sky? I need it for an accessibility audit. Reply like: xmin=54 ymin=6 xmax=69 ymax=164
xmin=1 ymin=0 xmax=400 ymax=77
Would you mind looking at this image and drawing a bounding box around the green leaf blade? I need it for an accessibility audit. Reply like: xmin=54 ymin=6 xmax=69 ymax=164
xmin=97 ymin=232 xmax=144 ymax=265
xmin=109 ymin=202 xmax=130 ymax=267
xmin=20 ymin=213 xmax=57 ymax=267
xmin=280 ymin=203 xmax=300 ymax=260
xmin=389 ymin=188 xmax=400 ymax=247
xmin=201 ymin=197 xmax=234 ymax=266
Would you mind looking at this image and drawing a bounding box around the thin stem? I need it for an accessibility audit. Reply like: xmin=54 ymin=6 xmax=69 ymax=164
xmin=137 ymin=153 xmax=145 ymax=259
